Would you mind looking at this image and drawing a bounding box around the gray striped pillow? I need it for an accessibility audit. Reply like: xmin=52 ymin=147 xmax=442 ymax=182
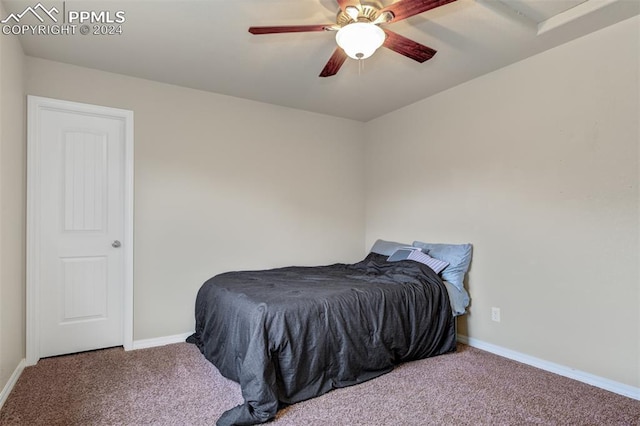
xmin=407 ymin=249 xmax=450 ymax=274
xmin=387 ymin=248 xmax=450 ymax=274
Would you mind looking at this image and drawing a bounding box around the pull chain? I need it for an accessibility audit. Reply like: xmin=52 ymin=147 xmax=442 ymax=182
xmin=356 ymin=52 xmax=364 ymax=76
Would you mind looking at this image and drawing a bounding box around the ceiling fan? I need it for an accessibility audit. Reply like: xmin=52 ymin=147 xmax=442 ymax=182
xmin=248 ymin=0 xmax=456 ymax=77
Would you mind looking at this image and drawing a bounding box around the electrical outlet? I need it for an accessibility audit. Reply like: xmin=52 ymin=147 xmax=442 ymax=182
xmin=491 ymin=307 xmax=501 ymax=322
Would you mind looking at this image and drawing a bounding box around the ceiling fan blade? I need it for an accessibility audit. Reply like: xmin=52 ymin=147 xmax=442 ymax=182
xmin=249 ymin=25 xmax=333 ymax=35
xmin=319 ymin=48 xmax=348 ymax=77
xmin=383 ymin=29 xmax=436 ymax=63
xmin=380 ymin=0 xmax=457 ymax=23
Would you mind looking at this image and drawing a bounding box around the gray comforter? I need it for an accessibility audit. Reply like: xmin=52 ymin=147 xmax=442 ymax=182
xmin=187 ymin=253 xmax=456 ymax=425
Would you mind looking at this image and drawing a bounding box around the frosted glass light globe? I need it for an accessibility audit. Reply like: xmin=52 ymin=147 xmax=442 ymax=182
xmin=336 ymin=22 xmax=386 ymax=60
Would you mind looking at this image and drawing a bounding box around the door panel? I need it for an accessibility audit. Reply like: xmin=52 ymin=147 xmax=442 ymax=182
xmin=37 ymin=107 xmax=126 ymax=358
xmin=63 ymin=131 xmax=107 ymax=231
xmin=61 ymin=256 xmax=107 ymax=322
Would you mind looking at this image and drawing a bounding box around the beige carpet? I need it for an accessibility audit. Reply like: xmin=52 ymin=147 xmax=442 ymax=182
xmin=0 ymin=343 xmax=638 ymax=425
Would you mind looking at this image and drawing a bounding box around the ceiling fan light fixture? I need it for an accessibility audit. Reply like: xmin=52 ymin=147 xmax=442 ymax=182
xmin=335 ymin=22 xmax=385 ymax=60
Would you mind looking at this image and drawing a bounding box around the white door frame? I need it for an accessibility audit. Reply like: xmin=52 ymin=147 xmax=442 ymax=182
xmin=26 ymin=96 xmax=134 ymax=365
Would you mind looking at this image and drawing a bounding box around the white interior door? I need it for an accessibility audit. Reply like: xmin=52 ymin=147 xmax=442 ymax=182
xmin=27 ymin=96 xmax=134 ymax=363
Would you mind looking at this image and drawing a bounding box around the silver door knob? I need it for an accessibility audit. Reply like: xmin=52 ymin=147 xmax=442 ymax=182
xmin=112 ymin=240 xmax=121 ymax=248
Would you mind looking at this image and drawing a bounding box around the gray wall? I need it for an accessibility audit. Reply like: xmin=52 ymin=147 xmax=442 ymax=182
xmin=26 ymin=57 xmax=367 ymax=340
xmin=365 ymin=16 xmax=639 ymax=388
xmin=0 ymin=1 xmax=26 ymax=393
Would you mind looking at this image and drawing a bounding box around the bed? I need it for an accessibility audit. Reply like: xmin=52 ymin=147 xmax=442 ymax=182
xmin=187 ymin=241 xmax=471 ymax=426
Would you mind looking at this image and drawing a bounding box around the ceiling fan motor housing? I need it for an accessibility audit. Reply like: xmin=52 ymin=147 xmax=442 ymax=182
xmin=337 ymin=3 xmax=382 ymax=26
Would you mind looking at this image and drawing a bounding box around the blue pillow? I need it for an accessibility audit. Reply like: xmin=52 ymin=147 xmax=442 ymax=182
xmin=412 ymin=241 xmax=472 ymax=291
xmin=369 ymin=239 xmax=412 ymax=256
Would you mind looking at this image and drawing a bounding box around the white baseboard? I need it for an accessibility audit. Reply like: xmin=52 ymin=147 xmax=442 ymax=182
xmin=130 ymin=332 xmax=194 ymax=351
xmin=457 ymin=334 xmax=640 ymax=401
xmin=0 ymin=359 xmax=25 ymax=410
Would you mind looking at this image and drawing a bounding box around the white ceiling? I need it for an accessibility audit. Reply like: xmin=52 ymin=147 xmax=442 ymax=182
xmin=499 ymin=0 xmax=588 ymax=22
xmin=3 ymin=0 xmax=639 ymax=121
